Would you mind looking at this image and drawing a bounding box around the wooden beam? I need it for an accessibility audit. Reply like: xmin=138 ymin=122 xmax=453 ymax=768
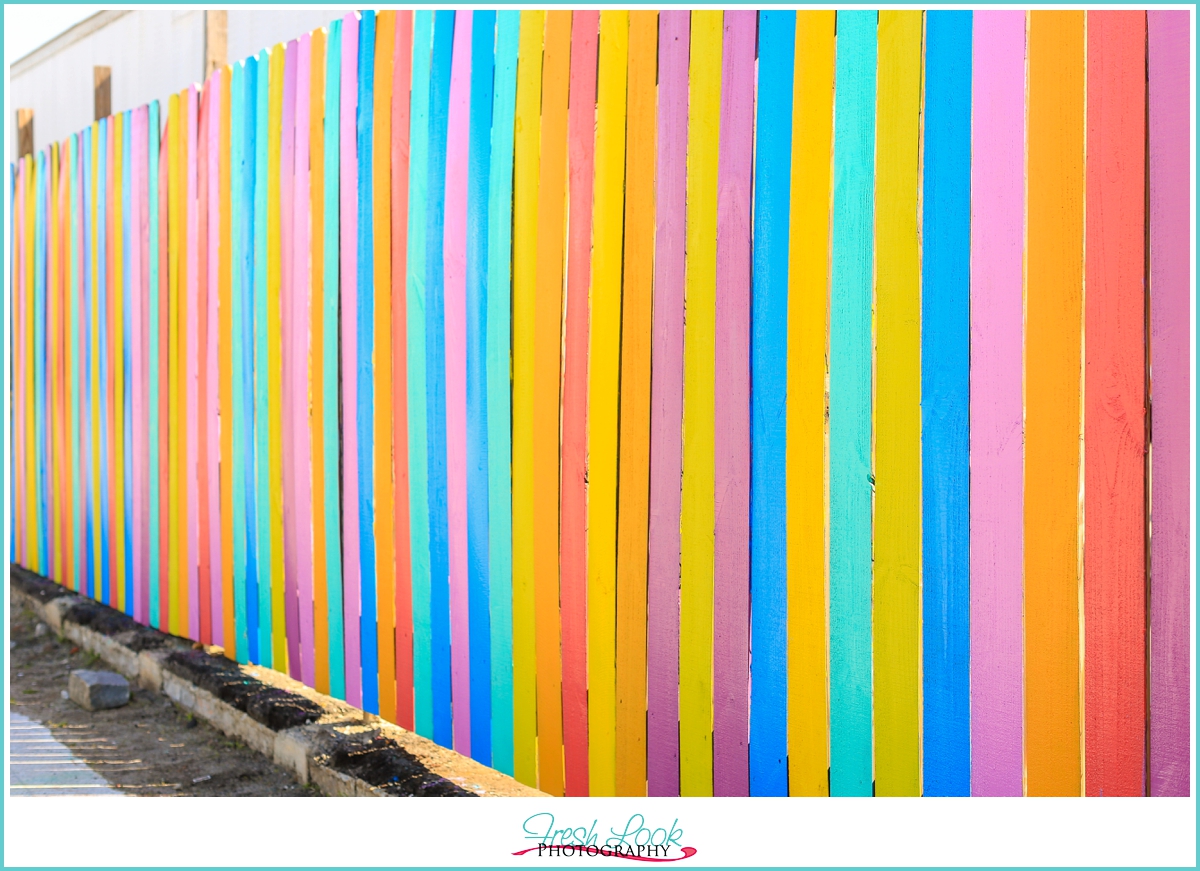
xmin=16 ymin=109 xmax=33 ymax=158
xmin=94 ymin=65 xmax=111 ymax=120
xmin=205 ymin=11 xmax=228 ymax=77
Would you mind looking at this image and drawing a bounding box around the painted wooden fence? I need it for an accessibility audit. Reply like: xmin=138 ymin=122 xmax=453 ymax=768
xmin=8 ymin=9 xmax=1191 ymax=797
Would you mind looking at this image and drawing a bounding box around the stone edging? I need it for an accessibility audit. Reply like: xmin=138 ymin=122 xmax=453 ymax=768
xmin=10 ymin=566 xmax=544 ymax=798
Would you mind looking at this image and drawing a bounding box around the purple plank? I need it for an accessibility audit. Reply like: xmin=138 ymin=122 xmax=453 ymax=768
xmin=1148 ymin=9 xmax=1191 ymax=798
xmin=646 ymin=9 xmax=689 ymax=798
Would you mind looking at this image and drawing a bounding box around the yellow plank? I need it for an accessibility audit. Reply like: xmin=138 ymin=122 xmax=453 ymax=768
xmin=679 ymin=9 xmax=721 ymax=798
xmin=511 ymin=9 xmax=544 ymax=788
xmin=166 ymin=101 xmax=183 ymax=635
xmin=587 ymin=9 xmax=628 ymax=798
xmin=873 ymin=9 xmax=922 ymax=796
xmin=787 ymin=11 xmax=835 ymax=797
xmin=267 ymin=45 xmax=287 ymax=670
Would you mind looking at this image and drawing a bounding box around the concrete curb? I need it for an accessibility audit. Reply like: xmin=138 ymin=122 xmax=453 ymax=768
xmin=11 ymin=567 xmax=544 ymax=797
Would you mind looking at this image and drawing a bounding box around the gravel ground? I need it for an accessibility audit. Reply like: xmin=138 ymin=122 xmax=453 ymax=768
xmin=9 ymin=602 xmax=317 ymax=797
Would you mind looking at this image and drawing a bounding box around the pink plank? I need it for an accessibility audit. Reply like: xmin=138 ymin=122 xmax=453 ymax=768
xmin=444 ymin=10 xmax=472 ymax=757
xmin=646 ymin=9 xmax=689 ymax=798
xmin=206 ymin=70 xmax=223 ymax=647
xmin=712 ymin=9 xmax=755 ymax=797
xmin=293 ymin=34 xmax=316 ymax=688
xmin=339 ymin=12 xmax=363 ymax=706
xmin=130 ymin=107 xmax=146 ymax=624
xmin=1148 ymin=9 xmax=1191 ymax=798
xmin=280 ymin=39 xmax=301 ymax=679
xmin=186 ymin=85 xmax=201 ymax=640
xmin=970 ymin=11 xmax=1025 ymax=797
xmin=14 ymin=161 xmax=26 ymax=566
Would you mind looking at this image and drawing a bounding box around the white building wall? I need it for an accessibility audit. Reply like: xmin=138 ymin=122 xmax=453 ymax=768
xmin=10 ymin=8 xmax=349 ymax=158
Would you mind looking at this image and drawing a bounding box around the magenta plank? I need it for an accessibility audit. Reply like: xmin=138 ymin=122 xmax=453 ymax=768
xmin=185 ymin=85 xmax=201 ymax=641
xmin=1148 ymin=9 xmax=1191 ymax=799
xmin=206 ymin=70 xmax=223 ymax=647
xmin=646 ymin=9 xmax=689 ymax=798
xmin=969 ymin=11 xmax=1025 ymax=797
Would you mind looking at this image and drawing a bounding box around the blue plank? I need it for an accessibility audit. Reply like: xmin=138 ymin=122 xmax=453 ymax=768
xmin=356 ymin=9 xmax=379 ymax=716
xmin=426 ymin=9 xmax=455 ymax=748
xmin=748 ymin=8 xmax=794 ymax=798
xmin=921 ymin=9 xmax=972 ymax=797
xmin=829 ymin=9 xmax=876 ymax=798
xmin=81 ymin=131 xmax=94 ymax=601
xmin=123 ymin=110 xmax=133 ymax=615
xmin=466 ymin=8 xmax=495 ymax=767
xmin=97 ymin=119 xmax=110 ymax=607
xmin=254 ymin=50 xmax=272 ymax=666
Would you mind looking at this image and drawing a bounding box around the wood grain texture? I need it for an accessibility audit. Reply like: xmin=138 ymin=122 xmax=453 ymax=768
xmin=391 ymin=9 xmax=415 ymax=733
xmin=1147 ymin=9 xmax=1191 ymax=799
xmin=920 ymin=9 xmax=972 ymax=797
xmin=588 ymin=9 xmax=628 ymax=797
xmin=646 ymin=8 xmax=688 ymax=799
xmin=444 ymin=9 xmax=472 ymax=756
xmin=464 ymin=9 xmax=493 ymax=763
xmin=511 ymin=9 xmax=543 ymax=788
xmin=614 ymin=8 xmax=657 ymax=798
xmin=1084 ymin=10 xmax=1146 ymax=798
xmin=560 ymin=7 xmax=598 ymax=797
xmin=872 ymin=9 xmax=921 ymax=797
xmin=337 ymin=19 xmax=361 ymax=703
xmin=712 ymin=9 xmax=754 ymax=798
xmin=486 ymin=11 xmax=520 ymax=777
xmin=1025 ymin=9 xmax=1083 ymax=797
xmin=373 ymin=10 xmax=397 ymax=725
xmin=828 ymin=10 xmax=875 ymax=797
xmin=407 ymin=11 xmax=433 ymax=734
xmin=309 ymin=30 xmax=329 ymax=691
xmin=970 ymin=12 xmax=1025 ymax=797
xmin=786 ymin=10 xmax=833 ymax=797
xmin=679 ymin=9 xmax=720 ymax=798
xmin=748 ymin=9 xmax=793 ymax=798
xmin=532 ymin=9 xmax=571 ymax=797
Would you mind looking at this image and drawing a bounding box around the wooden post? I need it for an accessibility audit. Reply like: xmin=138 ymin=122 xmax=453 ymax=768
xmin=16 ymin=109 xmax=34 ymax=158
xmin=205 ymin=11 xmax=228 ymax=77
xmin=94 ymin=65 xmax=111 ymax=120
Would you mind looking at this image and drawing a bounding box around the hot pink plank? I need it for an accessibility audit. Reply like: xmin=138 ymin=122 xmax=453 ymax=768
xmin=280 ymin=39 xmax=301 ymax=679
xmin=206 ymin=70 xmax=223 ymax=647
xmin=339 ymin=12 xmax=363 ymax=707
xmin=969 ymin=11 xmax=1025 ymax=797
xmin=646 ymin=9 xmax=689 ymax=798
xmin=444 ymin=10 xmax=472 ymax=757
xmin=1148 ymin=9 xmax=1191 ymax=798
xmin=131 ymin=107 xmax=147 ymax=624
xmin=185 ymin=85 xmax=201 ymax=640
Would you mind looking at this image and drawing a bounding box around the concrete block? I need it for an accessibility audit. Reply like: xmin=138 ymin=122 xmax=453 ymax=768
xmin=68 ymin=670 xmax=131 ymax=711
xmin=311 ymin=763 xmax=356 ymax=797
xmin=43 ymin=597 xmax=76 ymax=634
xmin=137 ymin=650 xmax=164 ymax=693
xmin=273 ymin=729 xmax=310 ymax=784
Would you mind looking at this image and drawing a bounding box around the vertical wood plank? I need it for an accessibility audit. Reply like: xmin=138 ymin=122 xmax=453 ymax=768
xmin=218 ymin=67 xmax=234 ymax=657
xmin=266 ymin=48 xmax=286 ymax=670
xmin=920 ymin=9 xmax=972 ymax=797
xmin=280 ymin=39 xmax=300 ymax=675
xmin=560 ymin=7 xmax=597 ymax=796
xmin=873 ymin=8 xmax=922 ymax=797
xmin=196 ymin=83 xmax=212 ymax=642
xmin=444 ymin=9 xmax=473 ymax=756
xmin=970 ymin=11 xmax=1026 ymax=797
xmin=615 ymin=8 xmax=656 ymax=798
xmin=309 ymin=29 xmax=329 ymax=691
xmin=1084 ymin=10 xmax=1146 ymax=798
xmin=588 ymin=9 xmax=628 ymax=797
xmin=231 ymin=61 xmax=250 ymax=662
xmin=1025 ymin=9 xmax=1084 ymax=796
xmin=646 ymin=8 xmax=688 ymax=800
xmin=828 ymin=9 xmax=876 ymax=797
xmin=511 ymin=9 xmax=543 ymax=788
xmin=1148 ymin=8 xmax=1191 ymax=799
xmin=185 ymin=86 xmax=200 ymax=639
xmin=712 ymin=8 xmax=753 ymax=798
xmin=679 ymin=8 xmax=720 ymax=798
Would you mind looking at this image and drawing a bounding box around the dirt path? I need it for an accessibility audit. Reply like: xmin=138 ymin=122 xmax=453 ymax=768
xmin=9 ymin=601 xmax=316 ymax=797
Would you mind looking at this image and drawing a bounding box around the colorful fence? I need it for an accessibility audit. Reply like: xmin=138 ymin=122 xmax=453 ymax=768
xmin=8 ymin=9 xmax=1192 ymax=797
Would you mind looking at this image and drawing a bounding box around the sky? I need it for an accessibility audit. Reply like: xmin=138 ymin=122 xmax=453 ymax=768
xmin=6 ymin=5 xmax=107 ymax=65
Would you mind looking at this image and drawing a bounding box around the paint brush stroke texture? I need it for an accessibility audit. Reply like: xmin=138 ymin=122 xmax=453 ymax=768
xmin=10 ymin=8 xmax=1188 ymax=798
